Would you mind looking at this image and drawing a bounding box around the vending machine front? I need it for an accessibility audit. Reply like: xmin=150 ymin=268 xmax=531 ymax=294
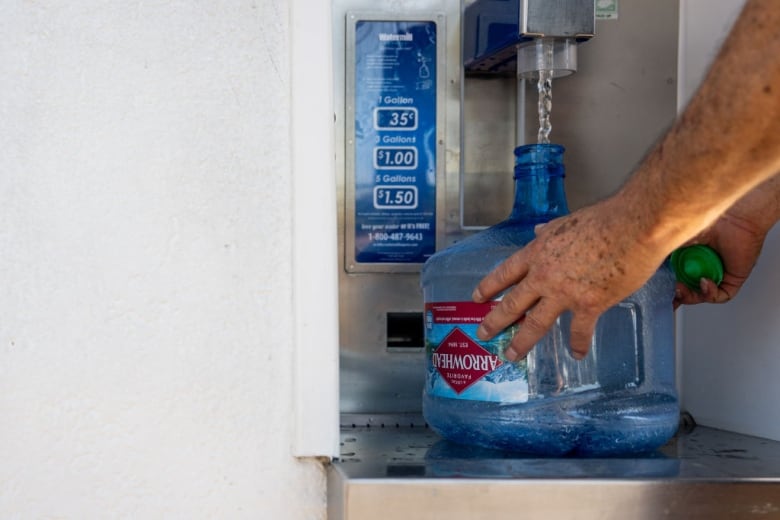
xmin=328 ymin=1 xmax=780 ymax=517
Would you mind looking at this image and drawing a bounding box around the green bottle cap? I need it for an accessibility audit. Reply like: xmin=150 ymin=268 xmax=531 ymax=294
xmin=670 ymin=245 xmax=724 ymax=291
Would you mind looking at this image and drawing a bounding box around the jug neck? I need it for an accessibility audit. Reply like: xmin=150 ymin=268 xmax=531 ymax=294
xmin=509 ymin=143 xmax=569 ymax=222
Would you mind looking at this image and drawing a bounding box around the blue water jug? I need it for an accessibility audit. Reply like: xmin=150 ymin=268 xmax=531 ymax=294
xmin=421 ymin=143 xmax=679 ymax=456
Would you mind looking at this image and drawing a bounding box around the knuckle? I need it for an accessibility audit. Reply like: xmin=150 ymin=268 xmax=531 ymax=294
xmin=508 ymin=331 xmax=537 ymax=360
xmin=501 ymin=290 xmax=526 ymax=314
xmin=495 ymin=258 xmax=521 ymax=285
xmin=578 ymin=290 xmax=604 ymax=310
xmin=522 ymin=309 xmax=551 ymax=333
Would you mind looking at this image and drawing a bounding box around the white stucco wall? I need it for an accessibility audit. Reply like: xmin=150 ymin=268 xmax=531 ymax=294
xmin=0 ymin=1 xmax=327 ymax=518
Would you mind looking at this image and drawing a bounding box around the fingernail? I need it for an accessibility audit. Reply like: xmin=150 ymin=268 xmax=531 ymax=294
xmin=472 ymin=288 xmax=483 ymax=302
xmin=504 ymin=347 xmax=519 ymax=362
xmin=572 ymin=350 xmax=585 ymax=361
xmin=699 ymin=278 xmax=709 ymax=295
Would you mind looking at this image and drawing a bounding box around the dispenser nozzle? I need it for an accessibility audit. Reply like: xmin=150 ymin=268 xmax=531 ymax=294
xmin=516 ymin=38 xmax=578 ymax=79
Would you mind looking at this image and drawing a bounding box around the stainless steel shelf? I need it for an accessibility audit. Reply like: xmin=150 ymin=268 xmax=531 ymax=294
xmin=328 ymin=414 xmax=780 ymax=519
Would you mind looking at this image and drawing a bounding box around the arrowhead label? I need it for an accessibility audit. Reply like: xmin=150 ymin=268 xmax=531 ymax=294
xmin=431 ymin=328 xmax=503 ymax=394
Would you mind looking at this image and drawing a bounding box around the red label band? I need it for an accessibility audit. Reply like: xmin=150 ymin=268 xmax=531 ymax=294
xmin=425 ymin=301 xmax=500 ymax=324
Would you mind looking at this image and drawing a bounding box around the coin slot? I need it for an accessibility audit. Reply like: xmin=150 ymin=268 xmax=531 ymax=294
xmin=387 ymin=312 xmax=424 ymax=350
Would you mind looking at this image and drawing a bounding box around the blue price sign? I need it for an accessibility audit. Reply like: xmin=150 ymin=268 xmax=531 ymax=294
xmin=351 ymin=19 xmax=438 ymax=265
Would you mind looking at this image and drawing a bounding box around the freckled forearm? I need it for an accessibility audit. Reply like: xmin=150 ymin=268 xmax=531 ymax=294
xmin=616 ymin=0 xmax=780 ymax=255
xmin=728 ymin=172 xmax=780 ymax=233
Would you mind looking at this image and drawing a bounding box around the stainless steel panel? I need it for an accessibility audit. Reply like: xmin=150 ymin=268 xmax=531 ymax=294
xmin=523 ymin=0 xmax=596 ymax=38
xmin=328 ymin=421 xmax=780 ymax=519
xmin=465 ymin=0 xmax=679 ymax=225
xmin=334 ymin=0 xmax=464 ymax=414
xmin=461 ymin=76 xmax=517 ymax=227
xmin=532 ymin=0 xmax=679 ymax=211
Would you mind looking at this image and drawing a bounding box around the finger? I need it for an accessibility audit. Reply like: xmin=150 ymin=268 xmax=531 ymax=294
xmin=699 ymin=278 xmax=720 ymax=302
xmin=673 ymin=282 xmax=707 ymax=307
xmin=476 ymin=280 xmax=540 ymax=341
xmin=709 ymin=278 xmax=741 ymax=304
xmin=472 ymin=249 xmax=530 ymax=303
xmin=673 ymin=285 xmax=684 ymax=309
xmin=569 ymin=311 xmax=599 ymax=360
xmin=503 ymin=298 xmax=566 ymax=362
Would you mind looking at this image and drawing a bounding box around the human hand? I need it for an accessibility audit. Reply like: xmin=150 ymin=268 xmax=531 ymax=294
xmin=673 ymin=198 xmax=773 ymax=307
xmin=472 ymin=196 xmax=666 ymax=362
